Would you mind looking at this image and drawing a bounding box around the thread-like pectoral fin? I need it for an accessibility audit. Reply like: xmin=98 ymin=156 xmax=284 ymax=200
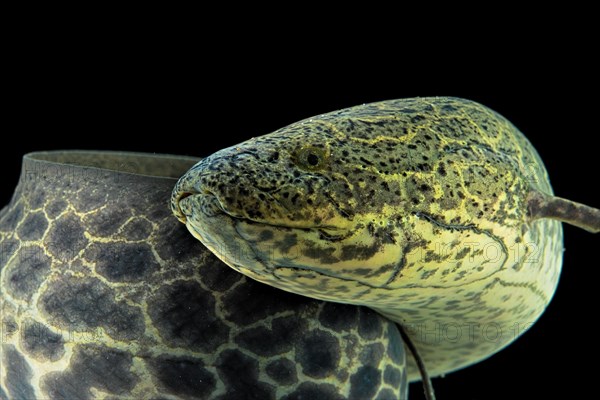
xmin=397 ymin=323 xmax=436 ymax=400
xmin=528 ymin=191 xmax=600 ymax=233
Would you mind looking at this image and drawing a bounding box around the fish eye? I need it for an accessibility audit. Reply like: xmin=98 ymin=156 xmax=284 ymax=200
xmin=294 ymin=146 xmax=329 ymax=171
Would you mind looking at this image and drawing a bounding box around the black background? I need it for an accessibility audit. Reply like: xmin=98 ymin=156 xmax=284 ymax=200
xmin=2 ymin=28 xmax=598 ymax=400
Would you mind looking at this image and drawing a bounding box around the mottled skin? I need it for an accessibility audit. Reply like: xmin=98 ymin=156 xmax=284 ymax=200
xmin=172 ymin=97 xmax=564 ymax=380
xmin=0 ymin=151 xmax=406 ymax=400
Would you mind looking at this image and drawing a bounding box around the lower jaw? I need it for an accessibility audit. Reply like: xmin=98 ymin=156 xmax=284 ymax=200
xmin=184 ymin=221 xmax=206 ymax=243
xmin=184 ymin=212 xmax=270 ymax=273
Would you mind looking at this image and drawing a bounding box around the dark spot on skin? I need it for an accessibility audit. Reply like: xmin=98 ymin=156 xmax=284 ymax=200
xmin=21 ymin=319 xmax=65 ymax=361
xmin=349 ymin=366 xmax=381 ymax=400
xmin=17 ymin=211 xmax=48 ymax=241
xmin=45 ymin=214 xmax=89 ymax=261
xmin=358 ymin=308 xmax=384 ymax=340
xmin=6 ymin=245 xmax=51 ymax=302
xmin=359 ymin=156 xmax=374 ymax=166
xmin=455 ymin=246 xmax=471 ymax=260
xmin=40 ymin=275 xmax=145 ymax=340
xmin=303 ymin=242 xmax=339 ymax=264
xmin=416 ymin=163 xmax=431 ymax=172
xmin=367 ymin=222 xmax=376 ymax=235
xmin=376 ymin=388 xmax=401 ymax=400
xmin=41 ymin=345 xmax=138 ymax=399
xmin=421 ymin=269 xmax=436 ymax=279
xmin=146 ymin=356 xmax=216 ymax=398
xmin=340 ymin=242 xmax=381 ymax=261
xmin=266 ymin=359 xmax=298 ymax=386
xmin=383 ymin=365 xmax=402 ymax=386
xmin=359 ymin=343 xmax=385 ymax=366
xmin=281 ymin=382 xmax=345 ymax=400
xmin=437 ymin=164 xmax=447 ymax=176
xmin=259 ymin=229 xmax=274 ymax=241
xmin=215 ymin=349 xmax=275 ymax=400
xmin=295 ymin=330 xmax=340 ymax=378
xmin=85 ymin=242 xmax=160 ymax=282
xmin=318 ymin=302 xmax=358 ymax=332
xmin=235 ymin=315 xmax=306 ymax=356
xmin=3 ymin=344 xmax=36 ymax=400
xmin=223 ymin=279 xmax=307 ymax=326
xmin=147 ymin=280 xmax=229 ymax=352
xmin=377 ymin=226 xmax=397 ymax=245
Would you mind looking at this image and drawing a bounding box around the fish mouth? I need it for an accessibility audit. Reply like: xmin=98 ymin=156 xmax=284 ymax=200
xmin=174 ymin=191 xmax=230 ymax=224
xmin=172 ymin=185 xmax=237 ymax=225
xmin=173 ymin=188 xmax=345 ymax=236
xmin=171 ymin=191 xmax=194 ymax=223
xmin=171 ymin=189 xmax=383 ymax=303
